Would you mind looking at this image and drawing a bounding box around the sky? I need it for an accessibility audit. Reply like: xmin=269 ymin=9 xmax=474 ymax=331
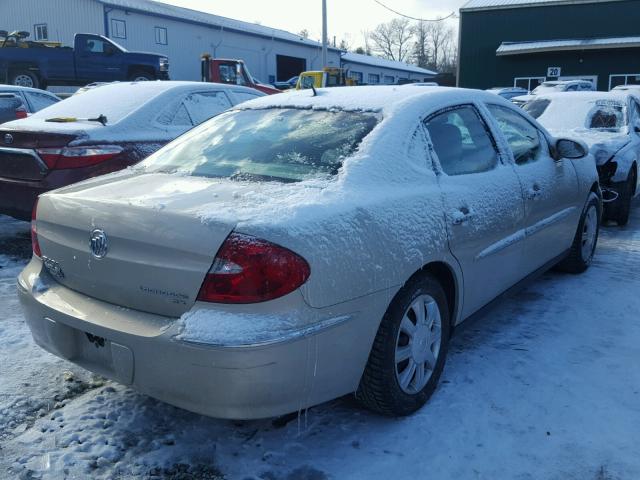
xmin=152 ymin=0 xmax=465 ymax=48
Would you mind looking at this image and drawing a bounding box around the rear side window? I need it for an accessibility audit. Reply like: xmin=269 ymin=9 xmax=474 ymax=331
xmin=25 ymin=91 xmax=58 ymax=112
xmin=424 ymin=105 xmax=499 ymax=176
xmin=487 ymin=104 xmax=544 ymax=165
xmin=183 ymin=92 xmax=232 ymax=125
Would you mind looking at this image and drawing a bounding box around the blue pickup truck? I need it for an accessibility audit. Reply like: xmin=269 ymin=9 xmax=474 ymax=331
xmin=0 ymin=33 xmax=169 ymax=89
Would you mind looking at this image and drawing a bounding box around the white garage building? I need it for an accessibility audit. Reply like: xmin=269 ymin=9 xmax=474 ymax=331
xmin=0 ymin=0 xmax=436 ymax=85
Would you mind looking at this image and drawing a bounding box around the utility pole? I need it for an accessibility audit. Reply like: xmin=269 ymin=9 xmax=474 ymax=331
xmin=321 ymin=0 xmax=328 ymax=67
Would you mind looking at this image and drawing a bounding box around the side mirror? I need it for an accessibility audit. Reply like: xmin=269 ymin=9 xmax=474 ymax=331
xmin=555 ymin=138 xmax=588 ymax=159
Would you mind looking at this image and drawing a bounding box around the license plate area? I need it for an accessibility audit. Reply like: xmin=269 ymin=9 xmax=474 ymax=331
xmin=39 ymin=317 xmax=134 ymax=385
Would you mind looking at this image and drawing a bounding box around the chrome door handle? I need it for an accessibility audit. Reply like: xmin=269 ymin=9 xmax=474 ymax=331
xmin=452 ymin=207 xmax=473 ymax=225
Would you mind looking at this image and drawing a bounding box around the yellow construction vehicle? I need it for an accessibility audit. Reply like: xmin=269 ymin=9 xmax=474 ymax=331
xmin=295 ymin=67 xmax=357 ymax=90
xmin=0 ymin=30 xmax=62 ymax=48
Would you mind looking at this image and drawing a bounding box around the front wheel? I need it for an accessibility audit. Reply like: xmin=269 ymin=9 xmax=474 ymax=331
xmin=357 ymin=274 xmax=450 ymax=416
xmin=558 ymin=192 xmax=600 ymax=274
xmin=612 ymin=169 xmax=636 ymax=226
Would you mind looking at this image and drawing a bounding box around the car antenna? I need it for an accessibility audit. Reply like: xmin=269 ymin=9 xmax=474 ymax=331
xmin=311 ymin=85 xmax=317 ymax=97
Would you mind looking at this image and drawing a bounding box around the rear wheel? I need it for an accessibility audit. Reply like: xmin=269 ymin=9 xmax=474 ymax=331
xmin=613 ymin=169 xmax=636 ymax=226
xmin=357 ymin=274 xmax=450 ymax=416
xmin=10 ymin=70 xmax=39 ymax=89
xmin=558 ymin=192 xmax=600 ymax=273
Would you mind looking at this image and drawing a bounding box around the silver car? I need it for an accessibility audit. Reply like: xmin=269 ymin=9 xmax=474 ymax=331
xmin=18 ymin=86 xmax=601 ymax=419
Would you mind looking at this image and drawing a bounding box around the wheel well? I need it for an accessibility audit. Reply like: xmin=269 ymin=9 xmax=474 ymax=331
xmin=412 ymin=262 xmax=457 ymax=326
xmin=8 ymin=65 xmax=40 ymax=78
xmin=632 ymin=162 xmax=637 ymax=196
xmin=590 ymin=181 xmax=601 ymax=200
xmin=127 ymin=65 xmax=155 ymax=78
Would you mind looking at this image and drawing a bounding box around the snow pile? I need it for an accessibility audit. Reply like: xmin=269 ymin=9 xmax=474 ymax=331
xmin=174 ymin=309 xmax=350 ymax=346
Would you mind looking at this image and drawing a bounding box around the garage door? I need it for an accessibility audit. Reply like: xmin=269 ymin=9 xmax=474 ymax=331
xmin=276 ymin=55 xmax=306 ymax=82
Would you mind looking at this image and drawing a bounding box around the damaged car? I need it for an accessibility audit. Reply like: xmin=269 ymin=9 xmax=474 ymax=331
xmin=525 ymin=91 xmax=639 ymax=225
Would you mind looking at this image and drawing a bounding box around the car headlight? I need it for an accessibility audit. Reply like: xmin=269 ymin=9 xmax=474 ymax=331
xmin=159 ymin=57 xmax=169 ymax=71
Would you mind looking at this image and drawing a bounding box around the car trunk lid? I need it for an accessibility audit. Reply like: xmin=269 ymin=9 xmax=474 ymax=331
xmin=36 ymin=174 xmax=238 ymax=317
xmin=0 ymin=128 xmax=78 ymax=180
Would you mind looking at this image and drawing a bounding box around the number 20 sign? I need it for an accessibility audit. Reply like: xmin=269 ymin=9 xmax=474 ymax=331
xmin=547 ymin=67 xmax=561 ymax=77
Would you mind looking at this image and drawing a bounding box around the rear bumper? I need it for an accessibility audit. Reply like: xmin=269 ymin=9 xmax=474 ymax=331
xmin=0 ymin=177 xmax=47 ymax=220
xmin=18 ymin=258 xmax=389 ymax=419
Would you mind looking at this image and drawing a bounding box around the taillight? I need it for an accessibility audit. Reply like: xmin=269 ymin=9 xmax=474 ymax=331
xmin=31 ymin=199 xmax=41 ymax=257
xmin=15 ymin=108 xmax=28 ymax=119
xmin=197 ymin=233 xmax=310 ymax=304
xmin=36 ymin=145 xmax=123 ymax=169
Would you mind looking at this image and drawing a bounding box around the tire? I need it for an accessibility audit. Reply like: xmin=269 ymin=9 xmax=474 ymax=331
xmin=129 ymin=71 xmax=155 ymax=82
xmin=9 ymin=70 xmax=39 ymax=89
xmin=356 ymin=274 xmax=450 ymax=416
xmin=613 ymin=169 xmax=635 ymax=226
xmin=557 ymin=192 xmax=600 ymax=274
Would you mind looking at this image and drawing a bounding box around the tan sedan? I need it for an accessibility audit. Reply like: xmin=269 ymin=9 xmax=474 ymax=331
xmin=19 ymin=86 xmax=601 ymax=419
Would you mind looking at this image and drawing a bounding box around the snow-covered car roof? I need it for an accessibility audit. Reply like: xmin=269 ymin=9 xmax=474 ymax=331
xmin=237 ymin=85 xmax=508 ymax=117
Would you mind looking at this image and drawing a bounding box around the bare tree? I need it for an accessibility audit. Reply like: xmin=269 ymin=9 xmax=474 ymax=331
xmin=298 ymin=29 xmax=309 ymax=39
xmin=426 ymin=21 xmax=454 ymax=72
xmin=412 ymin=21 xmax=429 ymax=69
xmin=368 ymin=18 xmax=414 ymax=62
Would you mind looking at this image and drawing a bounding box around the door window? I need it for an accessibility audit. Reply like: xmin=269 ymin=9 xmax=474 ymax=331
xmin=424 ymin=105 xmax=499 ymax=176
xmin=487 ymin=104 xmax=545 ymax=165
xmin=81 ymin=37 xmax=112 ymax=54
xmin=184 ymin=92 xmax=232 ymax=125
xmin=24 ymin=91 xmax=59 ymax=111
xmin=218 ymin=64 xmax=245 ymax=85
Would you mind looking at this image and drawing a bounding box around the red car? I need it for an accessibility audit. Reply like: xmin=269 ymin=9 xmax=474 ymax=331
xmin=0 ymin=81 xmax=264 ymax=220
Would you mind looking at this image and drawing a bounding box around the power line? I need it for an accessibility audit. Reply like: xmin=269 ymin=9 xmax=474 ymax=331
xmin=373 ymin=0 xmax=457 ymax=21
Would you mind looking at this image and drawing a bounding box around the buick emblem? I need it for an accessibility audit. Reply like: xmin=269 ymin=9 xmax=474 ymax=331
xmin=90 ymin=229 xmax=108 ymax=259
xmin=3 ymin=133 xmax=13 ymax=145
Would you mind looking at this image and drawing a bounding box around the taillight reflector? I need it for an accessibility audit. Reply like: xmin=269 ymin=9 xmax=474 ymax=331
xmin=36 ymin=145 xmax=123 ymax=169
xmin=197 ymin=233 xmax=310 ymax=304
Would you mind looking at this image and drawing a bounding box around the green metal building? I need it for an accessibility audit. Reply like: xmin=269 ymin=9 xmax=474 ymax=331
xmin=458 ymin=0 xmax=640 ymax=91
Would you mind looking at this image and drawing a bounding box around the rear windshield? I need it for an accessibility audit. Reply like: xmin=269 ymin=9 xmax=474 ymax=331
xmin=139 ymin=108 xmax=380 ymax=182
xmin=531 ymin=98 xmax=628 ymax=132
xmin=27 ymin=84 xmax=166 ymax=124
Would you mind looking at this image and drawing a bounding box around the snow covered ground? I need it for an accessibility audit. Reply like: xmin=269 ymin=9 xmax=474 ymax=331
xmin=1 ymin=205 xmax=639 ymax=480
